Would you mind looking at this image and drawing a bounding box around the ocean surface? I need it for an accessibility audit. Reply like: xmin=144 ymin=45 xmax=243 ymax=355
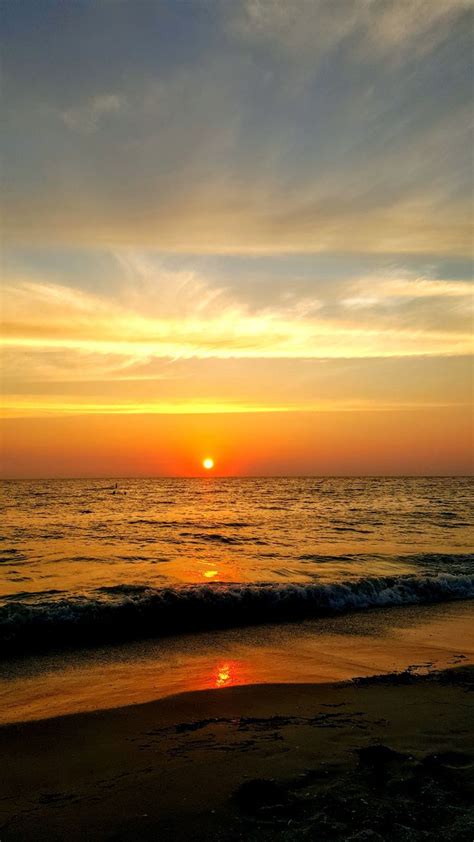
xmin=1 ymin=477 xmax=473 ymax=657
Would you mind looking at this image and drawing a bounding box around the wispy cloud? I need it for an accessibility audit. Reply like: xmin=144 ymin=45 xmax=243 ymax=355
xmin=2 ymin=1 xmax=471 ymax=256
xmin=61 ymin=93 xmax=124 ymax=134
xmin=4 ymin=186 xmax=472 ymax=256
xmin=2 ymin=264 xmax=472 ymax=363
xmin=342 ymin=273 xmax=473 ymax=307
xmin=230 ymin=0 xmax=471 ymax=62
xmin=1 ymin=1 xmax=472 ymax=432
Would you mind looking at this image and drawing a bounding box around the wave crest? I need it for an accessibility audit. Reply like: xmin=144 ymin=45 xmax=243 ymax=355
xmin=1 ymin=573 xmax=473 ymax=656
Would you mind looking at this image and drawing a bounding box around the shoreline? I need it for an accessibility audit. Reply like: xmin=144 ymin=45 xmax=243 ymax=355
xmin=2 ymin=665 xmax=473 ymax=840
xmin=2 ymin=599 xmax=473 ymax=726
xmin=3 ymin=572 xmax=473 ymax=658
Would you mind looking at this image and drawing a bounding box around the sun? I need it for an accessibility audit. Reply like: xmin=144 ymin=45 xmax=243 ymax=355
xmin=203 ymin=457 xmax=214 ymax=470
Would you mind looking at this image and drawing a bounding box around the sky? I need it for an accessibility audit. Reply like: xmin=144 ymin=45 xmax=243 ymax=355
xmin=1 ymin=0 xmax=473 ymax=477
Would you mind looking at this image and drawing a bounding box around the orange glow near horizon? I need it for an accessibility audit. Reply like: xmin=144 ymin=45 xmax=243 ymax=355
xmin=0 ymin=406 xmax=473 ymax=478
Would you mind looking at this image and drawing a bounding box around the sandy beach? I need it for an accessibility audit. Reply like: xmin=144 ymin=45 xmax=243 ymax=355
xmin=2 ymin=666 xmax=473 ymax=841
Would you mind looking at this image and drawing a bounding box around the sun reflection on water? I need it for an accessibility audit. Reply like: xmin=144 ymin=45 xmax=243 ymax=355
xmin=214 ymin=660 xmax=239 ymax=688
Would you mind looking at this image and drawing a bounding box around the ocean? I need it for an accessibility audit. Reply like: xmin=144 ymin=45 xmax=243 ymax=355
xmin=1 ymin=477 xmax=473 ymax=722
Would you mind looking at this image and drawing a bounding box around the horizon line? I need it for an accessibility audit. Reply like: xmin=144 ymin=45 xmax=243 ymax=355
xmin=1 ymin=474 xmax=472 ymax=482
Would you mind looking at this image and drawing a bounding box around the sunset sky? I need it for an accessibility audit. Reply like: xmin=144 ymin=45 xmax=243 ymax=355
xmin=1 ymin=0 xmax=473 ymax=477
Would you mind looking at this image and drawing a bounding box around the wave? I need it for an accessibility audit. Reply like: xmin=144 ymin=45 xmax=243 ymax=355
xmin=179 ymin=532 xmax=266 ymax=545
xmin=1 ymin=573 xmax=473 ymax=656
xmin=129 ymin=519 xmax=252 ymax=529
xmin=297 ymin=552 xmax=474 ymax=569
xmin=0 ymin=549 xmax=28 ymax=564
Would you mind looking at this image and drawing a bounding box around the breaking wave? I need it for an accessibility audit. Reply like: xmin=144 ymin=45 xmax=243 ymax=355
xmin=1 ymin=573 xmax=473 ymax=656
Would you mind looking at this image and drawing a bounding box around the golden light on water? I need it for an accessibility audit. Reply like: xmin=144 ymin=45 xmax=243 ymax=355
xmin=212 ymin=660 xmax=251 ymax=689
xmin=215 ymin=662 xmax=233 ymax=688
xmin=203 ymin=457 xmax=214 ymax=470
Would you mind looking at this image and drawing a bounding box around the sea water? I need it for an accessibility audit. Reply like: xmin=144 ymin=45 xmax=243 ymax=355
xmin=1 ymin=477 xmax=473 ymax=722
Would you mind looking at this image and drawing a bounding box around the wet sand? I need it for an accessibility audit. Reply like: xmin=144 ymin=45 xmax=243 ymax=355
xmin=2 ymin=600 xmax=473 ymax=725
xmin=1 ymin=666 xmax=473 ymax=841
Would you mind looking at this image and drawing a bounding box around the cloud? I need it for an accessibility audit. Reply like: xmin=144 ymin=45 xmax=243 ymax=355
xmin=343 ymin=274 xmax=473 ymax=306
xmin=4 ymin=183 xmax=472 ymax=256
xmin=333 ymin=270 xmax=473 ymax=337
xmin=2 ymin=1 xmax=471 ymax=257
xmin=230 ymin=0 xmax=472 ymax=62
xmin=2 ymin=256 xmax=472 ymax=418
xmin=61 ymin=93 xmax=124 ymax=133
xmin=2 ymin=261 xmax=472 ymax=364
xmin=2 ymin=348 xmax=472 ymax=418
xmin=1 ymin=1 xmax=472 ymax=432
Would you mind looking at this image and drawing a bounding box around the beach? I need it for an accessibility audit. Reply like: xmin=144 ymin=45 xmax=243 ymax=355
xmin=1 ymin=477 xmax=473 ymax=839
xmin=2 ymin=666 xmax=473 ymax=841
xmin=2 ymin=600 xmax=473 ymax=725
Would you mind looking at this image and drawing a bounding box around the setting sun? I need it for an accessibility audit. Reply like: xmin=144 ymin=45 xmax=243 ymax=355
xmin=203 ymin=458 xmax=214 ymax=470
